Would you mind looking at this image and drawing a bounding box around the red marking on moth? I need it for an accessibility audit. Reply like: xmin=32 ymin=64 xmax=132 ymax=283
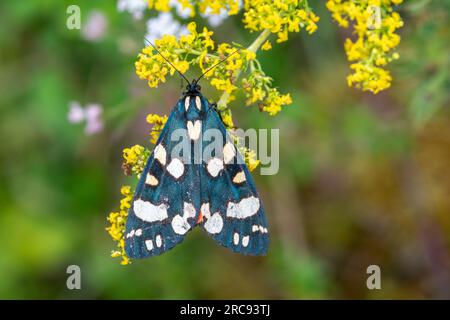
xmin=196 ymin=212 xmax=203 ymax=224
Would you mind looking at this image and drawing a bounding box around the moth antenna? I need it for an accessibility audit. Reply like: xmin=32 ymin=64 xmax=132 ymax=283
xmin=195 ymin=49 xmax=241 ymax=84
xmin=143 ymin=37 xmax=190 ymax=85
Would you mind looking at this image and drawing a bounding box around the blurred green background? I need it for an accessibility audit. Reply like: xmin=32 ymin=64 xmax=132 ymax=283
xmin=0 ymin=0 xmax=449 ymax=299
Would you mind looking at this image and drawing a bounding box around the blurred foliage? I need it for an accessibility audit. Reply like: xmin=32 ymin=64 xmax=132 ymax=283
xmin=399 ymin=0 xmax=450 ymax=126
xmin=0 ymin=0 xmax=449 ymax=299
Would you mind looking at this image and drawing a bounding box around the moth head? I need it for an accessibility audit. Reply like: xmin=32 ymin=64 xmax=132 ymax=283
xmin=186 ymin=79 xmax=201 ymax=94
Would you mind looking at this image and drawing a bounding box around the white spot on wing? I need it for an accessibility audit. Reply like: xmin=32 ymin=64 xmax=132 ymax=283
xmin=171 ymin=202 xmax=195 ymax=235
xmin=204 ymin=212 xmax=223 ymax=234
xmin=135 ymin=229 xmax=142 ymax=236
xmin=252 ymin=225 xmax=259 ymax=232
xmin=201 ymin=203 xmax=211 ymax=219
xmin=223 ymin=142 xmax=236 ymax=164
xmin=195 ymin=96 xmax=201 ymax=110
xmin=233 ymin=232 xmax=239 ymax=245
xmin=156 ymin=234 xmax=162 ymax=248
xmin=167 ymin=158 xmax=184 ymax=179
xmin=184 ymin=202 xmax=196 ymax=219
xmin=184 ymin=96 xmax=190 ymax=111
xmin=232 ymin=171 xmax=246 ymax=184
xmin=154 ymin=144 xmax=166 ymax=166
xmin=145 ymin=173 xmax=158 ymax=186
xmin=207 ymin=157 xmax=224 ymax=177
xmin=226 ymin=196 xmax=260 ymax=219
xmin=171 ymin=214 xmax=191 ymax=235
xmin=145 ymin=240 xmax=153 ymax=251
xmin=242 ymin=235 xmax=250 ymax=247
xmin=187 ymin=120 xmax=201 ymax=141
xmin=133 ymin=199 xmax=168 ymax=222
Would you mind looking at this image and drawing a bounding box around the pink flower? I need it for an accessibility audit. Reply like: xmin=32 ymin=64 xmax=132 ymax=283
xmin=68 ymin=101 xmax=85 ymax=123
xmin=84 ymin=104 xmax=104 ymax=134
xmin=82 ymin=11 xmax=108 ymax=41
xmin=68 ymin=101 xmax=104 ymax=135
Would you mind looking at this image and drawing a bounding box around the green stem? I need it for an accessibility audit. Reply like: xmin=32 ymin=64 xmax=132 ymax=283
xmin=174 ymin=48 xmax=218 ymax=59
xmin=247 ymin=29 xmax=272 ymax=53
xmin=217 ymin=29 xmax=271 ymax=109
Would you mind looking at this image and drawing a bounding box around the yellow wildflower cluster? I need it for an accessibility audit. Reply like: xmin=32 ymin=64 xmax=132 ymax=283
xmin=136 ymin=22 xmax=212 ymax=88
xmin=242 ymin=69 xmax=292 ymax=115
xmin=146 ymin=113 xmax=168 ymax=144
xmin=327 ymin=0 xmax=403 ymax=93
xmin=262 ymin=89 xmax=293 ymax=116
xmin=219 ymin=108 xmax=235 ymax=129
xmin=135 ymin=36 xmax=189 ymax=88
xmin=148 ymin=0 xmax=240 ymax=17
xmin=197 ymin=0 xmax=240 ymax=15
xmin=243 ymin=0 xmax=319 ymax=43
xmin=199 ymin=43 xmax=256 ymax=98
xmin=122 ymin=144 xmax=150 ymax=177
xmin=136 ymin=22 xmax=291 ymax=114
xmin=106 ymin=186 xmax=132 ymax=265
xmin=244 ymin=148 xmax=260 ymax=172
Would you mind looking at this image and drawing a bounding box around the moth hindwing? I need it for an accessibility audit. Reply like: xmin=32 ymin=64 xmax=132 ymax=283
xmin=125 ymin=88 xmax=269 ymax=258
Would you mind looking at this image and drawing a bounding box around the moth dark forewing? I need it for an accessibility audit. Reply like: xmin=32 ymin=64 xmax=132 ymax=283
xmin=125 ymin=83 xmax=269 ymax=258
